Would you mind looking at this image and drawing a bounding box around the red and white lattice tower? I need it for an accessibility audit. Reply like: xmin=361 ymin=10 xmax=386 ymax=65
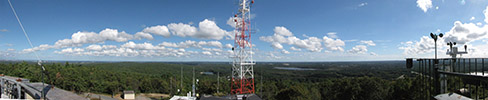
xmin=231 ymin=0 xmax=255 ymax=95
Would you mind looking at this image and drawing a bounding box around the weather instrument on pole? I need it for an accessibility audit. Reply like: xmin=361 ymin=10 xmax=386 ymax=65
xmin=231 ymin=0 xmax=255 ymax=95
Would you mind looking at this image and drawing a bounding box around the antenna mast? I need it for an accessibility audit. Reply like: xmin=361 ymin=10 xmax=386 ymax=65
xmin=231 ymin=0 xmax=255 ymax=95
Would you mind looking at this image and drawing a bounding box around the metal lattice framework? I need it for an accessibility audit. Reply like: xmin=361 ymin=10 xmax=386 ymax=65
xmin=231 ymin=0 xmax=255 ymax=95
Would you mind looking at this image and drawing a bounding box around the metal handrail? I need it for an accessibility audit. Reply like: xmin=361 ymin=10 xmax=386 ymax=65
xmin=0 ymin=76 xmax=47 ymax=99
xmin=406 ymin=58 xmax=488 ymax=100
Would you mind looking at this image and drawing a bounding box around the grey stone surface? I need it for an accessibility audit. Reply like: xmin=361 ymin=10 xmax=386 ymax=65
xmin=30 ymin=83 xmax=88 ymax=100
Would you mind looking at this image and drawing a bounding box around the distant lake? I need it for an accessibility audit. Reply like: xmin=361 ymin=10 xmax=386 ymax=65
xmin=274 ymin=67 xmax=316 ymax=71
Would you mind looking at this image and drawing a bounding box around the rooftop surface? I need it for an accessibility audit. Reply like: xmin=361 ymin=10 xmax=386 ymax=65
xmin=1 ymin=76 xmax=86 ymax=100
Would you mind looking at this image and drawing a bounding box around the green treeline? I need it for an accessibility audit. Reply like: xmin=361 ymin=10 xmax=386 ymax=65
xmin=0 ymin=61 xmax=429 ymax=100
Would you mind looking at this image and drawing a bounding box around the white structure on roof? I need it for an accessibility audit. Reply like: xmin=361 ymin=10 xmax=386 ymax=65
xmin=123 ymin=90 xmax=135 ymax=99
xmin=169 ymin=96 xmax=196 ymax=100
xmin=434 ymin=93 xmax=471 ymax=100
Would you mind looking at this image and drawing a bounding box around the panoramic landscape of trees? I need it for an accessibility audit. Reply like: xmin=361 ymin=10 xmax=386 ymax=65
xmin=0 ymin=61 xmax=428 ymax=100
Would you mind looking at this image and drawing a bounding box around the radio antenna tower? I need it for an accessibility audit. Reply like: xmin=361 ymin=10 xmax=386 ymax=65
xmin=231 ymin=0 xmax=255 ymax=95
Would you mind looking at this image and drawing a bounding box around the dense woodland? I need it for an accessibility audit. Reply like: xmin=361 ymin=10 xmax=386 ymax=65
xmin=0 ymin=61 xmax=433 ymax=100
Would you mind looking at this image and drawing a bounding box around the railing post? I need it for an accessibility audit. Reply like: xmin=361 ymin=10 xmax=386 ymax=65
xmin=0 ymin=78 xmax=3 ymax=97
xmin=434 ymin=61 xmax=441 ymax=95
xmin=16 ymin=83 xmax=21 ymax=99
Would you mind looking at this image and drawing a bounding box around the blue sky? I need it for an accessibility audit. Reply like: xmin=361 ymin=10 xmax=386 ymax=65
xmin=1 ymin=0 xmax=488 ymax=61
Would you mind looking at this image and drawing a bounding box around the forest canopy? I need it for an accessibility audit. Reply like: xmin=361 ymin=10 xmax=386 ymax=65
xmin=0 ymin=61 xmax=427 ymax=100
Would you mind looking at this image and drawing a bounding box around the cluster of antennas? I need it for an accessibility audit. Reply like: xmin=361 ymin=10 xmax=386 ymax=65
xmin=446 ymin=42 xmax=467 ymax=52
xmin=429 ymin=32 xmax=468 ymax=58
xmin=446 ymin=41 xmax=468 ymax=58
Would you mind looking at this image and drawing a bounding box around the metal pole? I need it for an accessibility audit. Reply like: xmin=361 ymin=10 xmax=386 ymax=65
xmin=40 ymin=63 xmax=46 ymax=99
xmin=434 ymin=60 xmax=441 ymax=95
xmin=435 ymin=41 xmax=437 ymax=60
xmin=475 ymin=59 xmax=477 ymax=75
xmin=458 ymin=58 xmax=461 ymax=91
xmin=481 ymin=59 xmax=484 ymax=99
xmin=469 ymin=59 xmax=471 ymax=73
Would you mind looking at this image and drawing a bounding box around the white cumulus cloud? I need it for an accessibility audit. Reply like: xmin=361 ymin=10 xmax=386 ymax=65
xmin=443 ymin=21 xmax=488 ymax=44
xmin=348 ymin=45 xmax=368 ymax=54
xmin=167 ymin=19 xmax=230 ymax=40
xmin=290 ymin=46 xmax=302 ymax=51
xmin=55 ymin=41 xmax=233 ymax=58
xmin=23 ymin=28 xmax=152 ymax=52
xmin=400 ymin=5 xmax=488 ymax=56
xmin=274 ymin=26 xmax=293 ymax=37
xmin=359 ymin=40 xmax=376 ymax=46
xmin=327 ymin=32 xmax=338 ymax=38
xmin=271 ymin=42 xmax=284 ymax=49
xmin=225 ymin=44 xmax=233 ymax=49
xmin=399 ymin=36 xmax=438 ymax=55
xmin=135 ymin=32 xmax=154 ymax=40
xmin=86 ymin=44 xmax=102 ymax=51
xmin=260 ymin=26 xmax=345 ymax=52
xmin=484 ymin=6 xmax=488 ymax=23
xmin=158 ymin=40 xmax=223 ymax=48
xmin=141 ymin=25 xmax=169 ymax=37
xmin=202 ymin=51 xmax=212 ymax=55
xmin=417 ymin=0 xmax=433 ymax=13
xmin=323 ymin=36 xmax=345 ymax=52
xmin=281 ymin=49 xmax=290 ymax=54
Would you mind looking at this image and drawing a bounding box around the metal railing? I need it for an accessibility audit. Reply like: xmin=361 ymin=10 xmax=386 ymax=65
xmin=0 ymin=76 xmax=45 ymax=99
xmin=406 ymin=58 xmax=488 ymax=100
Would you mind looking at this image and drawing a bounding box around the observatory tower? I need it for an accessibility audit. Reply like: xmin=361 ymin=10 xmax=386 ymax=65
xmin=231 ymin=0 xmax=255 ymax=95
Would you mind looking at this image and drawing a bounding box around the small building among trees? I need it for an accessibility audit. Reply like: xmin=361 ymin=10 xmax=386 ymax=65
xmin=123 ymin=90 xmax=135 ymax=99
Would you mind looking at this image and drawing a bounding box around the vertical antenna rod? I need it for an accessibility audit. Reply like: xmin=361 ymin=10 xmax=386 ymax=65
xmin=7 ymin=0 xmax=41 ymax=61
xmin=8 ymin=0 xmax=47 ymax=99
